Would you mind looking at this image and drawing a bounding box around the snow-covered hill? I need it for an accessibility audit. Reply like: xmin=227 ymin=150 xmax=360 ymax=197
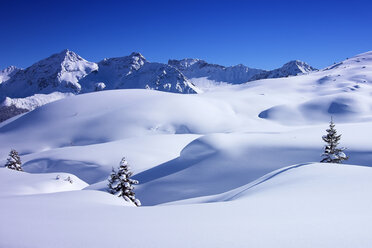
xmin=0 ymin=168 xmax=88 ymax=196
xmin=1 ymin=163 xmax=372 ymax=248
xmin=1 ymin=51 xmax=372 ymax=199
xmin=0 ymin=66 xmax=21 ymax=84
xmin=1 ymin=50 xmax=372 ymax=247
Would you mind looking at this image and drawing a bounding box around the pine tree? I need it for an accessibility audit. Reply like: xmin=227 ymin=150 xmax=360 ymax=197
xmin=5 ymin=149 xmax=23 ymax=171
xmin=108 ymin=157 xmax=141 ymax=206
xmin=321 ymin=117 xmax=348 ymax=163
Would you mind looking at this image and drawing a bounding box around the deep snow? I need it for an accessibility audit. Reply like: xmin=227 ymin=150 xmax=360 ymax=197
xmin=1 ymin=50 xmax=372 ymax=247
xmin=1 ymin=163 xmax=372 ymax=248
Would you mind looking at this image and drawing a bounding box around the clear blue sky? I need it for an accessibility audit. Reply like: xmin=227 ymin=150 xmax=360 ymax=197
xmin=1 ymin=0 xmax=371 ymax=70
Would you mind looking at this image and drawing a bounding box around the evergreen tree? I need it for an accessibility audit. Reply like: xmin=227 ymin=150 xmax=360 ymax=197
xmin=321 ymin=117 xmax=348 ymax=163
xmin=5 ymin=149 xmax=23 ymax=171
xmin=108 ymin=157 xmax=141 ymax=206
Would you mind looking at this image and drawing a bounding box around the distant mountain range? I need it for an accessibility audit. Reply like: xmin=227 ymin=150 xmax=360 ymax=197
xmin=168 ymin=58 xmax=317 ymax=84
xmin=0 ymin=49 xmax=317 ymax=121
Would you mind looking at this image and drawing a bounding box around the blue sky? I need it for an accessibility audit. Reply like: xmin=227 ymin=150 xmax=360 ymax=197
xmin=1 ymin=0 xmax=371 ymax=70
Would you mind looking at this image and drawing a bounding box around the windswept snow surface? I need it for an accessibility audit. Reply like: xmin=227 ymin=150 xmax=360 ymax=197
xmin=1 ymin=51 xmax=372 ymax=247
xmin=0 ymin=168 xmax=88 ymax=196
xmin=1 ymin=163 xmax=372 ymax=248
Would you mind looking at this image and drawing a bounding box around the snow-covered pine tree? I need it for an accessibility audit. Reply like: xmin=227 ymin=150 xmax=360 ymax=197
xmin=321 ymin=117 xmax=348 ymax=163
xmin=108 ymin=157 xmax=141 ymax=206
xmin=5 ymin=149 xmax=23 ymax=171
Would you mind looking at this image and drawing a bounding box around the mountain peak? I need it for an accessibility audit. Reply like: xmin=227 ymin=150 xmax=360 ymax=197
xmin=0 ymin=66 xmax=21 ymax=84
xmin=281 ymin=60 xmax=317 ymax=73
xmin=61 ymin=48 xmax=70 ymax=53
xmin=98 ymin=52 xmax=148 ymax=76
xmin=1 ymin=50 xmax=98 ymax=97
xmin=250 ymin=60 xmax=317 ymax=81
xmin=54 ymin=49 xmax=86 ymax=63
xmin=57 ymin=49 xmax=74 ymax=57
xmin=1 ymin=65 xmax=20 ymax=73
xmin=129 ymin=51 xmax=145 ymax=58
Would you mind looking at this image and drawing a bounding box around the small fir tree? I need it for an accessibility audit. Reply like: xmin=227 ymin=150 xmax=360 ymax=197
xmin=5 ymin=149 xmax=23 ymax=171
xmin=108 ymin=157 xmax=141 ymax=206
xmin=321 ymin=117 xmax=348 ymax=163
xmin=65 ymin=176 xmax=73 ymax=184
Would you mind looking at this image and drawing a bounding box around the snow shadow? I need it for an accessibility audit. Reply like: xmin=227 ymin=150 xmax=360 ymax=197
xmin=134 ymin=139 xmax=217 ymax=184
xmin=134 ymin=142 xmax=324 ymax=205
xmin=23 ymin=158 xmax=108 ymax=184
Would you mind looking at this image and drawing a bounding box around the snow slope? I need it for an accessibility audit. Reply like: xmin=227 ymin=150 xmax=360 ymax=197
xmin=0 ymin=168 xmax=88 ymax=196
xmin=1 ymin=163 xmax=372 ymax=248
xmin=1 ymin=51 xmax=372 ymax=204
xmin=1 ymin=50 xmax=372 ymax=247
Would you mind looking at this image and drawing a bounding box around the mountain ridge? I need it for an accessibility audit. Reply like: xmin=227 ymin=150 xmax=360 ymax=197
xmin=0 ymin=66 xmax=21 ymax=84
xmin=169 ymin=58 xmax=317 ymax=84
xmin=250 ymin=60 xmax=317 ymax=81
xmin=0 ymin=49 xmax=346 ymax=122
xmin=168 ymin=58 xmax=265 ymax=84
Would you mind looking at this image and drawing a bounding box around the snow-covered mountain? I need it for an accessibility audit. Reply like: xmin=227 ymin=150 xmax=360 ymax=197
xmin=79 ymin=52 xmax=147 ymax=91
xmin=251 ymin=60 xmax=317 ymax=81
xmin=0 ymin=50 xmax=315 ymax=102
xmin=0 ymin=50 xmax=199 ymax=98
xmin=0 ymin=49 xmax=98 ymax=98
xmin=168 ymin=58 xmax=265 ymax=84
xmin=0 ymin=66 xmax=21 ymax=84
xmin=169 ymin=58 xmax=317 ymax=86
xmin=0 ymin=50 xmax=200 ymax=122
xmin=80 ymin=52 xmax=199 ymax=94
